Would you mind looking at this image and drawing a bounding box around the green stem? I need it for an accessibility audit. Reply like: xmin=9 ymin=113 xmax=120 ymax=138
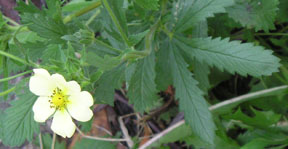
xmin=102 ymin=0 xmax=130 ymax=47
xmin=254 ymin=32 xmax=288 ymax=36
xmin=0 ymin=87 xmax=16 ymax=97
xmin=63 ymin=1 xmax=102 ymax=24
xmin=93 ymin=38 xmax=122 ymax=54
xmin=144 ymin=20 xmax=160 ymax=54
xmin=86 ymin=9 xmax=101 ymax=26
xmin=0 ymin=50 xmax=37 ymax=67
xmin=0 ymin=70 xmax=32 ymax=83
xmin=2 ymin=15 xmax=20 ymax=26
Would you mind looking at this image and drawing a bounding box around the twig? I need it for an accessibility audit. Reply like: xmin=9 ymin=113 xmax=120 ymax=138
xmin=76 ymin=127 xmax=127 ymax=142
xmin=139 ymin=95 xmax=174 ymax=123
xmin=51 ymin=133 xmax=56 ymax=149
xmin=139 ymin=120 xmax=185 ymax=149
xmin=118 ymin=116 xmax=134 ymax=148
xmin=209 ymin=85 xmax=288 ymax=111
xmin=38 ymin=133 xmax=43 ymax=149
xmin=93 ymin=124 xmax=113 ymax=136
xmin=139 ymin=85 xmax=288 ymax=149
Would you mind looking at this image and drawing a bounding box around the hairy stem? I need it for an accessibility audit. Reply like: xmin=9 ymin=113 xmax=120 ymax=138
xmin=102 ymin=0 xmax=130 ymax=47
xmin=0 ymin=50 xmax=38 ymax=67
xmin=63 ymin=1 xmax=101 ymax=24
xmin=0 ymin=70 xmax=32 ymax=83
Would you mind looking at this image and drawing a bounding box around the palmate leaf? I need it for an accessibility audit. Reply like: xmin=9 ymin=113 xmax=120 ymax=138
xmin=127 ymin=52 xmax=158 ymax=112
xmin=21 ymin=13 xmax=68 ymax=44
xmin=156 ymin=40 xmax=215 ymax=144
xmin=222 ymin=108 xmax=281 ymax=128
xmin=2 ymin=88 xmax=39 ymax=146
xmin=226 ymin=0 xmax=279 ymax=32
xmin=16 ymin=0 xmax=67 ymax=44
xmin=172 ymin=0 xmax=234 ymax=32
xmin=175 ymin=36 xmax=280 ymax=77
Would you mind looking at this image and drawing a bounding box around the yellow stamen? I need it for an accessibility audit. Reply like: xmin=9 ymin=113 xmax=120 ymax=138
xmin=49 ymin=88 xmax=68 ymax=110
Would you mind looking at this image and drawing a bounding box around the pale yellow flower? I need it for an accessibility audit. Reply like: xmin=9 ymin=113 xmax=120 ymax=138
xmin=29 ymin=69 xmax=93 ymax=138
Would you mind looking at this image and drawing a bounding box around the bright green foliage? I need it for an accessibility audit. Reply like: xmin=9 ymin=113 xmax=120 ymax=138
xmin=127 ymin=52 xmax=158 ymax=112
xmin=2 ymin=89 xmax=39 ymax=147
xmin=223 ymin=108 xmax=281 ymax=128
xmin=226 ymin=0 xmax=279 ymax=32
xmin=74 ymin=138 xmax=116 ymax=149
xmin=164 ymin=43 xmax=215 ymax=144
xmin=173 ymin=0 xmax=234 ymax=32
xmin=175 ymin=37 xmax=280 ymax=77
xmin=133 ymin=0 xmax=159 ymax=10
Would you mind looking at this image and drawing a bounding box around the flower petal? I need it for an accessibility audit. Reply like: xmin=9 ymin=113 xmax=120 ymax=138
xmin=51 ymin=110 xmax=76 ymax=138
xmin=33 ymin=69 xmax=50 ymax=77
xmin=32 ymin=97 xmax=55 ymax=123
xmin=67 ymin=104 xmax=93 ymax=122
xmin=51 ymin=74 xmax=67 ymax=90
xmin=68 ymin=91 xmax=94 ymax=107
xmin=29 ymin=69 xmax=56 ymax=96
xmin=66 ymin=81 xmax=81 ymax=95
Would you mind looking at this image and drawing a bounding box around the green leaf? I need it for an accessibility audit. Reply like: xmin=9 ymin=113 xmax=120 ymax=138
xmin=62 ymin=1 xmax=96 ymax=12
xmin=16 ymin=0 xmax=66 ymax=43
xmin=148 ymin=124 xmax=194 ymax=148
xmin=238 ymin=129 xmax=288 ymax=149
xmin=155 ymin=40 xmax=173 ymax=91
xmin=175 ymin=37 xmax=280 ymax=77
xmin=277 ymin=0 xmax=288 ymax=23
xmin=21 ymin=13 xmax=68 ymax=43
xmin=133 ymin=0 xmax=159 ymax=10
xmin=94 ymin=64 xmax=125 ymax=105
xmin=86 ymin=52 xmax=122 ymax=71
xmin=104 ymin=0 xmax=128 ymax=36
xmin=127 ymin=52 xmax=158 ymax=112
xmin=173 ymin=0 xmax=234 ymax=32
xmin=128 ymin=30 xmax=149 ymax=46
xmin=74 ymin=138 xmax=116 ymax=149
xmin=166 ymin=42 xmax=215 ymax=144
xmin=193 ymin=61 xmax=211 ymax=93
xmin=226 ymin=0 xmax=279 ymax=32
xmin=223 ymin=108 xmax=281 ymax=128
xmin=2 ymin=89 xmax=39 ymax=146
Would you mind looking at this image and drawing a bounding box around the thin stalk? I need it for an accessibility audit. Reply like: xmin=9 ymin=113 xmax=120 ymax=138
xmin=0 ymin=70 xmax=32 ymax=83
xmin=2 ymin=15 xmax=20 ymax=26
xmin=51 ymin=133 xmax=56 ymax=149
xmin=93 ymin=38 xmax=122 ymax=54
xmin=254 ymin=33 xmax=288 ymax=36
xmin=86 ymin=9 xmax=101 ymax=26
xmin=0 ymin=87 xmax=16 ymax=96
xmin=63 ymin=1 xmax=101 ymax=24
xmin=76 ymin=126 xmax=127 ymax=142
xmin=0 ymin=50 xmax=37 ymax=67
xmin=39 ymin=133 xmax=43 ymax=149
xmin=102 ymin=0 xmax=130 ymax=47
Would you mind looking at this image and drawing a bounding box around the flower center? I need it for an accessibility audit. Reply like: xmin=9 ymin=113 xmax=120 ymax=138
xmin=49 ymin=87 xmax=68 ymax=110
